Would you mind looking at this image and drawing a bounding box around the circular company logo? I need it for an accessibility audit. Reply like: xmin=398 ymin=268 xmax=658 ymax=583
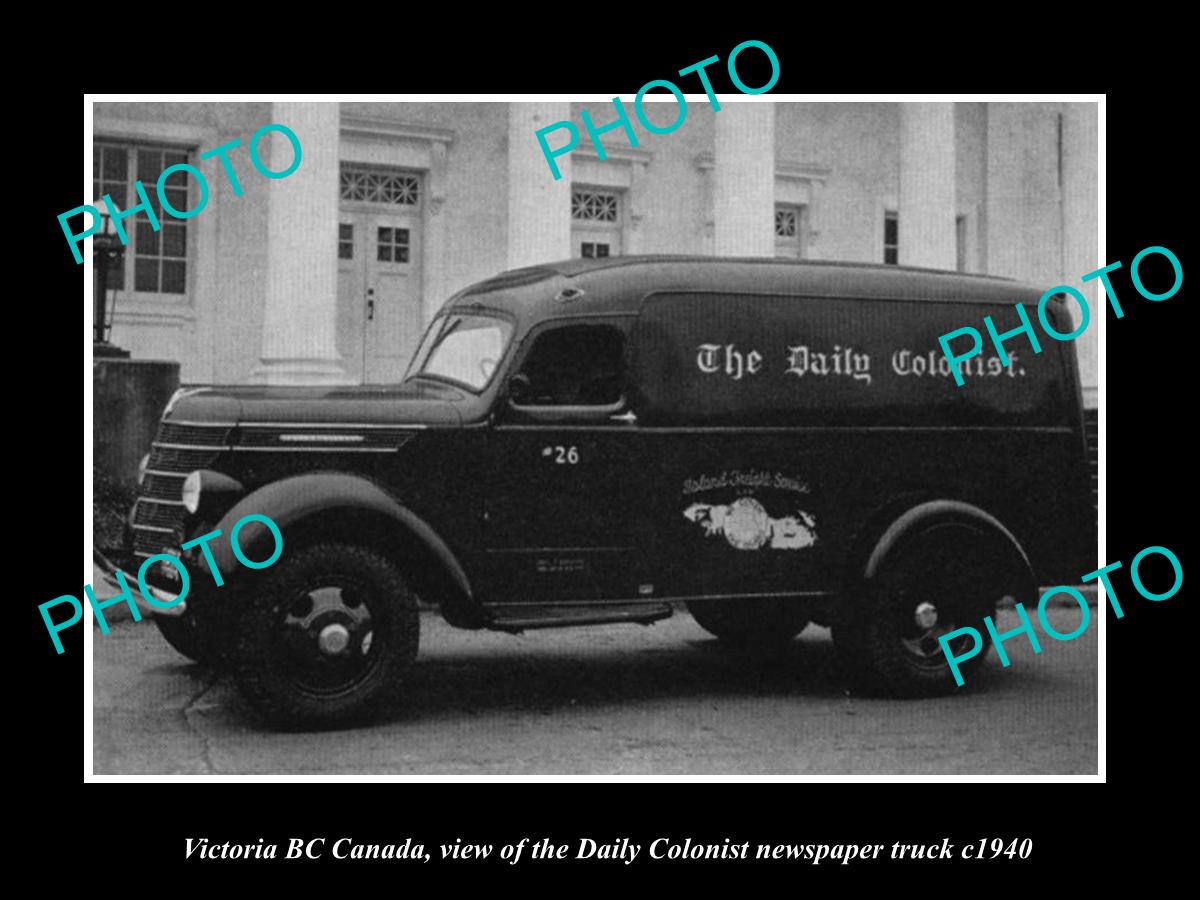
xmin=723 ymin=497 xmax=772 ymax=550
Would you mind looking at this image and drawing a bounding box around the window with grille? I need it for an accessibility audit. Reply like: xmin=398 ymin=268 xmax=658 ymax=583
xmin=775 ymin=208 xmax=798 ymax=238
xmin=774 ymin=204 xmax=807 ymax=259
xmin=580 ymin=242 xmax=611 ymax=259
xmin=571 ymin=190 xmax=619 ymax=223
xmin=92 ymin=141 xmax=191 ymax=294
xmin=884 ymin=210 xmax=899 ymax=265
xmin=340 ymin=165 xmax=420 ymax=205
xmin=377 ymin=227 xmax=410 ymax=263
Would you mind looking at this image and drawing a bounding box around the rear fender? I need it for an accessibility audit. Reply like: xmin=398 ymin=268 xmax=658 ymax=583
xmin=861 ymin=498 xmax=1036 ymax=597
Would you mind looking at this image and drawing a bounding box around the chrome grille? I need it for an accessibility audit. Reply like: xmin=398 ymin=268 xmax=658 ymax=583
xmin=148 ymin=446 xmax=227 ymax=470
xmin=134 ymin=500 xmax=185 ymax=528
xmin=132 ymin=420 xmax=231 ymax=558
xmin=141 ymin=472 xmax=186 ymax=500
xmin=134 ymin=527 xmax=177 ymax=557
xmin=158 ymin=422 xmax=233 ymax=445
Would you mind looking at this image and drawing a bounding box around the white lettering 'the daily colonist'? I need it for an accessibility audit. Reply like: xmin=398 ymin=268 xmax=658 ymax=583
xmin=786 ymin=345 xmax=872 ymax=384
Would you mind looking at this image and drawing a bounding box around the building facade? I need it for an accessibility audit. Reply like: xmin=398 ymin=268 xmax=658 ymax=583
xmin=92 ymin=99 xmax=1099 ymax=406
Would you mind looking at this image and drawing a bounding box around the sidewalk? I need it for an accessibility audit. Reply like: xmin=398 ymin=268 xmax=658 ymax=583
xmin=89 ymin=562 xmax=140 ymax=625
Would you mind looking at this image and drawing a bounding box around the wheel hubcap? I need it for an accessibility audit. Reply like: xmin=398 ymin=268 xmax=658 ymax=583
xmin=317 ymin=623 xmax=351 ymax=656
xmin=898 ymin=592 xmax=962 ymax=662
xmin=278 ymin=580 xmax=382 ymax=695
xmin=914 ymin=601 xmax=938 ymax=630
xmin=879 ymin=526 xmax=1010 ymax=673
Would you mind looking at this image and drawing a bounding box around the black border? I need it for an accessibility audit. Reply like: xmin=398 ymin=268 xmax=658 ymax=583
xmin=24 ymin=30 xmax=1190 ymax=878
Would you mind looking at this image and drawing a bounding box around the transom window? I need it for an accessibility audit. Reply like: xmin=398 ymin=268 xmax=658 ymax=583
xmin=571 ymin=190 xmax=619 ymax=223
xmin=340 ymin=165 xmax=420 ymax=206
xmin=92 ymin=141 xmax=191 ymax=294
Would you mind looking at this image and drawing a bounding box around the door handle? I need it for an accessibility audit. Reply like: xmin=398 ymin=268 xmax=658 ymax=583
xmin=610 ymin=410 xmax=638 ymax=425
xmin=366 ymin=287 xmax=375 ymax=321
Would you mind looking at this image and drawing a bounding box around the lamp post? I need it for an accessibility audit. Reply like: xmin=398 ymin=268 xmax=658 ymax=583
xmin=93 ymin=211 xmax=130 ymax=358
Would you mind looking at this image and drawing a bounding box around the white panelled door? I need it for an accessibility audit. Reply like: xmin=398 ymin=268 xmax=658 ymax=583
xmin=364 ymin=213 xmax=422 ymax=383
xmin=336 ymin=165 xmax=424 ymax=384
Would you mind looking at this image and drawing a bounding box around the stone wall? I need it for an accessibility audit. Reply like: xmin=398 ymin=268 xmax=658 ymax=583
xmin=93 ymin=358 xmax=179 ymax=489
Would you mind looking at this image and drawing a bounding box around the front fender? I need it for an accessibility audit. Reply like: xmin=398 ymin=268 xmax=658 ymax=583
xmin=205 ymin=472 xmax=474 ymax=605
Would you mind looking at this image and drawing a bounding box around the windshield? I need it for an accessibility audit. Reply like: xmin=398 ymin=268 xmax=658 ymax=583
xmin=406 ymin=313 xmax=514 ymax=392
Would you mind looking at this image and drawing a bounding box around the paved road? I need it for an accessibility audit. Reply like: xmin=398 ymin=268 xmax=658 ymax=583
xmin=92 ymin=604 xmax=1097 ymax=776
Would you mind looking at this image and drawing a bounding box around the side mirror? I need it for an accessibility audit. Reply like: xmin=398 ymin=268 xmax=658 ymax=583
xmin=508 ymin=372 xmax=533 ymax=406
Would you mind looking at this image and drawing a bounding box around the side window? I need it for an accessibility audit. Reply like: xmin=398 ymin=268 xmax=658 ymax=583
xmin=513 ymin=325 xmax=625 ymax=407
xmin=883 ymin=210 xmax=899 ymax=265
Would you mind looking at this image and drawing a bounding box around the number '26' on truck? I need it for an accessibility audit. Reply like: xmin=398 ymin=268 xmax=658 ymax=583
xmin=125 ymin=256 xmax=1094 ymax=728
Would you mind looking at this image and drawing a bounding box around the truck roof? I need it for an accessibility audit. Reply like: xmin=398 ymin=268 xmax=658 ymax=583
xmin=446 ymin=255 xmax=1045 ymax=323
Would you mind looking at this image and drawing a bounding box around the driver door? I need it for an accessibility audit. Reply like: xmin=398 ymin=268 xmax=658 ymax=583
xmin=482 ymin=320 xmax=647 ymax=605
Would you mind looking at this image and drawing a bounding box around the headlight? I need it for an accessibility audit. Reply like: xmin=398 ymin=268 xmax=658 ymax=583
xmin=181 ymin=471 xmax=202 ymax=514
xmin=137 ymin=453 xmax=150 ymax=486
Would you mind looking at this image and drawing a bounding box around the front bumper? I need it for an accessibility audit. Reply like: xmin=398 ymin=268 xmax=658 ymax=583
xmin=93 ymin=549 xmax=188 ymax=619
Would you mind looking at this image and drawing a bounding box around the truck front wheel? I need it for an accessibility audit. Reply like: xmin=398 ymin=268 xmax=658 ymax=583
xmin=153 ymin=610 xmax=214 ymax=665
xmin=228 ymin=542 xmax=419 ymax=729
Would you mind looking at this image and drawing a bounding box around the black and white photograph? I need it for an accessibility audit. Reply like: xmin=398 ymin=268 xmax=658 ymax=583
xmin=82 ymin=94 xmax=1102 ymax=778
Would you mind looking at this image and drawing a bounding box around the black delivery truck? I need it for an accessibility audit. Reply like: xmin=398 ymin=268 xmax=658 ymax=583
xmin=122 ymin=256 xmax=1094 ymax=727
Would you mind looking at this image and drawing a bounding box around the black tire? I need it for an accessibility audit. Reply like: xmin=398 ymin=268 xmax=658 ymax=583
xmin=227 ymin=542 xmax=419 ymax=729
xmin=832 ymin=521 xmax=1035 ymax=697
xmin=687 ymin=598 xmax=809 ymax=648
xmin=152 ymin=610 xmax=214 ymax=665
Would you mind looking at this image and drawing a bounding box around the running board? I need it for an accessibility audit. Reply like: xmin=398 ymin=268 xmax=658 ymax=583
xmin=487 ymin=604 xmax=673 ymax=634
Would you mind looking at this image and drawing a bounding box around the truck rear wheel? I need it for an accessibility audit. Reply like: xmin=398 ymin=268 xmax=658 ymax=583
xmin=687 ymin=598 xmax=809 ymax=648
xmin=228 ymin=542 xmax=419 ymax=729
xmin=833 ymin=522 xmax=1034 ymax=697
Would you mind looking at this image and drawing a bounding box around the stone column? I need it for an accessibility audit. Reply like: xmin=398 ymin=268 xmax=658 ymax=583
xmin=983 ymin=103 xmax=1025 ymax=279
xmin=983 ymin=103 xmax=1064 ymax=284
xmin=899 ymin=102 xmax=956 ymax=269
xmin=713 ymin=102 xmax=775 ymax=256
xmin=253 ymin=101 xmax=349 ymax=385
xmin=1061 ymin=102 xmax=1099 ymax=409
xmin=507 ymin=103 xmax=572 ymax=269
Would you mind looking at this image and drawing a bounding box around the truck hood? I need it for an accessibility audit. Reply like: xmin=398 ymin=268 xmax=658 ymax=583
xmin=164 ymin=379 xmax=465 ymax=427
